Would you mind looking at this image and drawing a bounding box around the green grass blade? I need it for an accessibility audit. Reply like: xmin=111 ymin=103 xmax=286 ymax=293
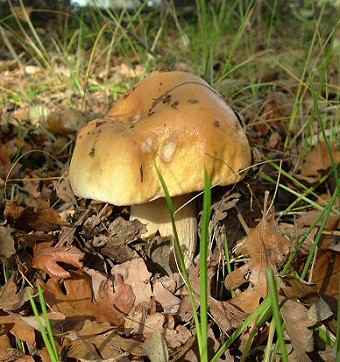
xmin=266 ymin=268 xmax=288 ymax=362
xmin=155 ymin=165 xmax=203 ymax=354
xmin=29 ymin=291 xmax=58 ymax=362
xmin=38 ymin=286 xmax=59 ymax=361
xmin=199 ymin=170 xmax=212 ymax=362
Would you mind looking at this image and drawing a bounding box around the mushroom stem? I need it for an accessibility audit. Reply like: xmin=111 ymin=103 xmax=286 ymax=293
xmin=130 ymin=195 xmax=197 ymax=263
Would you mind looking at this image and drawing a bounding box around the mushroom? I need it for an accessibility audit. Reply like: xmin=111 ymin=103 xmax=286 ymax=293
xmin=69 ymin=71 xmax=251 ymax=263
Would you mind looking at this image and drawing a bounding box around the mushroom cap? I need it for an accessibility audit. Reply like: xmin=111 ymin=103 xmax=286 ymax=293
xmin=69 ymin=71 xmax=251 ymax=205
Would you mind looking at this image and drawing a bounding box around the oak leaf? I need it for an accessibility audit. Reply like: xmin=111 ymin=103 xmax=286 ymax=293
xmin=32 ymin=242 xmax=84 ymax=278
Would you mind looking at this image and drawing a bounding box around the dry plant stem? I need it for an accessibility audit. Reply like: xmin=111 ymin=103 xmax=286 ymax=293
xmin=130 ymin=195 xmax=197 ymax=262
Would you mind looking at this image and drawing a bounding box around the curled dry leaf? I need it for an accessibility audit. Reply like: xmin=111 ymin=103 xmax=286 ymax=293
xmin=65 ymin=320 xmax=145 ymax=361
xmin=164 ymin=324 xmax=192 ymax=350
xmin=144 ymin=330 xmax=169 ymax=362
xmin=45 ymin=272 xmax=135 ymax=327
xmin=298 ymin=142 xmax=340 ymax=181
xmin=0 ymin=276 xmax=33 ymax=311
xmin=281 ymin=275 xmax=317 ymax=300
xmin=111 ymin=257 xmax=152 ymax=305
xmin=153 ymin=279 xmax=181 ymax=314
xmin=5 ymin=202 xmax=66 ymax=232
xmin=209 ymin=297 xmax=246 ymax=332
xmin=0 ymin=226 xmax=15 ymax=260
xmin=225 ymin=212 xmax=291 ymax=313
xmin=281 ymin=299 xmax=315 ymax=362
xmin=0 ymin=314 xmax=36 ymax=346
xmin=54 ymin=177 xmax=76 ymax=204
xmin=312 ymin=250 xmax=340 ymax=300
xmin=32 ymin=242 xmax=84 ymax=278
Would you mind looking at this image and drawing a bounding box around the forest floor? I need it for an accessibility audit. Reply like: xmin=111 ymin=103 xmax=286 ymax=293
xmin=0 ymin=2 xmax=339 ymax=361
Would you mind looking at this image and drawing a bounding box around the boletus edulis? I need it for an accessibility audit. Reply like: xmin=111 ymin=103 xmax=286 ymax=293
xmin=69 ymin=71 xmax=251 ymax=263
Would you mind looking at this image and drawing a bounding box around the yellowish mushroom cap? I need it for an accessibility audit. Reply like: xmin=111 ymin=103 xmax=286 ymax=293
xmin=69 ymin=71 xmax=251 ymax=205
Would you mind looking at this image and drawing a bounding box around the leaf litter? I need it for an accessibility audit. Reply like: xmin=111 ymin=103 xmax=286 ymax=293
xmin=0 ymin=10 xmax=340 ymax=361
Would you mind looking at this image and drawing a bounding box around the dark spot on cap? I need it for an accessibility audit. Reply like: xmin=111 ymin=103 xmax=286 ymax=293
xmin=214 ymin=120 xmax=220 ymax=128
xmin=140 ymin=164 xmax=144 ymax=183
xmin=187 ymin=99 xmax=199 ymax=104
xmin=95 ymin=121 xmax=105 ymax=128
xmin=162 ymin=94 xmax=172 ymax=104
xmin=148 ymin=110 xmax=155 ymax=116
xmin=171 ymin=100 xmax=179 ymax=109
xmin=89 ymin=147 xmax=95 ymax=157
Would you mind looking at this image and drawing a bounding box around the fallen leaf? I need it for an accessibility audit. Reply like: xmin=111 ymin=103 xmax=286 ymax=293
xmin=281 ymin=299 xmax=314 ymax=362
xmin=0 ymin=335 xmax=12 ymax=359
xmin=297 ymin=209 xmax=339 ymax=231
xmin=299 ymin=142 xmax=340 ymax=181
xmin=164 ymin=324 xmax=192 ymax=349
xmin=111 ymin=258 xmax=152 ymax=305
xmin=0 ymin=226 xmax=15 ymax=260
xmin=32 ymin=242 xmax=84 ymax=278
xmin=281 ymin=275 xmax=317 ymax=300
xmin=0 ymin=314 xmax=36 ymax=346
xmin=143 ymin=313 xmax=166 ymax=339
xmin=65 ymin=320 xmax=145 ymax=360
xmin=54 ymin=177 xmax=76 ymax=204
xmin=225 ymin=212 xmax=291 ymax=313
xmin=5 ymin=202 xmax=66 ymax=232
xmin=0 ymin=143 xmax=11 ymax=177
xmin=312 ymin=250 xmax=340 ymax=300
xmin=209 ymin=297 xmax=246 ymax=332
xmin=144 ymin=331 xmax=169 ymax=362
xmin=153 ymin=278 xmax=181 ymax=314
xmin=45 ymin=271 xmax=134 ymax=327
xmin=0 ymin=276 xmax=33 ymax=311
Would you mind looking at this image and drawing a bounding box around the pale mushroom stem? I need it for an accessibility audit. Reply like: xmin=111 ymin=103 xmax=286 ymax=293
xmin=130 ymin=195 xmax=197 ymax=264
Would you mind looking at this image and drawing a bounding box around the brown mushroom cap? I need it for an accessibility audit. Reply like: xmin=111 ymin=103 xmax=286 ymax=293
xmin=69 ymin=71 xmax=251 ymax=205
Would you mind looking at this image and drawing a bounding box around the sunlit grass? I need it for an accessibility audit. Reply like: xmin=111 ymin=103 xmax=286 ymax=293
xmin=29 ymin=286 xmax=59 ymax=362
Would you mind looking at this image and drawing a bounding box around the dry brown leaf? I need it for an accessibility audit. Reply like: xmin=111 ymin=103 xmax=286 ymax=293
xmin=0 ymin=143 xmax=11 ymax=177
xmin=143 ymin=313 xmax=165 ymax=339
xmin=144 ymin=330 xmax=169 ymax=362
xmin=297 ymin=209 xmax=339 ymax=231
xmin=65 ymin=320 xmax=145 ymax=360
xmin=111 ymin=258 xmax=152 ymax=305
xmin=225 ymin=212 xmax=291 ymax=313
xmin=0 ymin=334 xmax=12 ymax=359
xmin=153 ymin=279 xmax=181 ymax=314
xmin=299 ymin=142 xmax=340 ymax=181
xmin=281 ymin=275 xmax=317 ymax=300
xmin=209 ymin=297 xmax=246 ymax=332
xmin=0 ymin=314 xmax=36 ymax=346
xmin=45 ymin=272 xmax=135 ymax=327
xmin=5 ymin=202 xmax=66 ymax=232
xmin=164 ymin=324 xmax=192 ymax=349
xmin=0 ymin=226 xmax=15 ymax=260
xmin=54 ymin=178 xmax=76 ymax=204
xmin=0 ymin=276 xmax=33 ymax=311
xmin=32 ymin=242 xmax=84 ymax=278
xmin=312 ymin=250 xmax=340 ymax=300
xmin=281 ymin=300 xmax=314 ymax=362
